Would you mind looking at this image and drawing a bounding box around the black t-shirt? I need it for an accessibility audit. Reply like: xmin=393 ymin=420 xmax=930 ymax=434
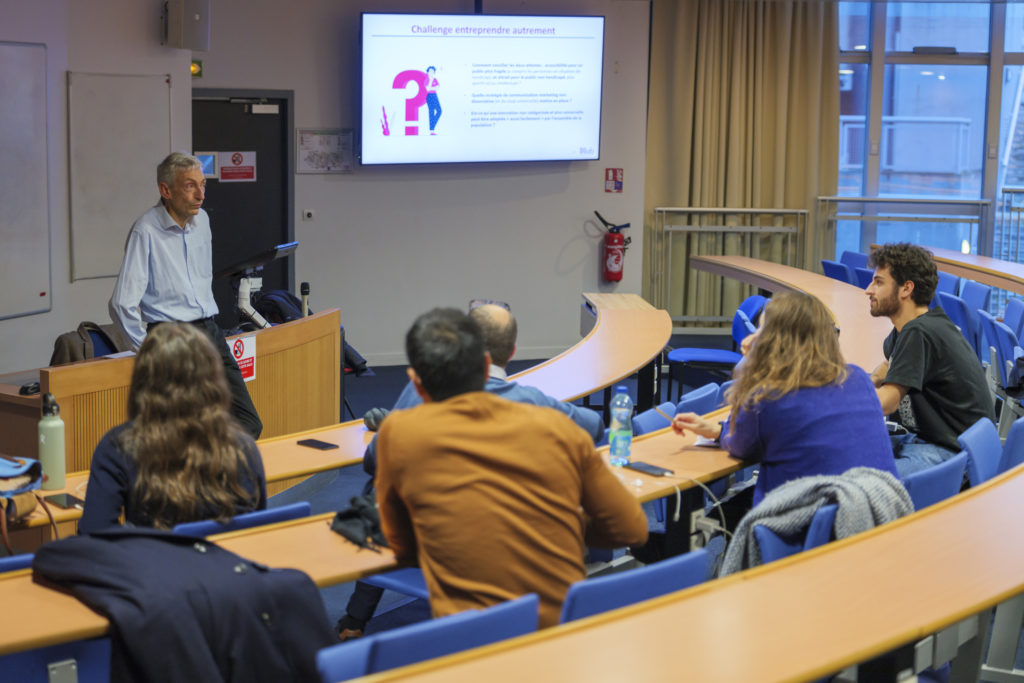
xmin=882 ymin=308 xmax=995 ymax=452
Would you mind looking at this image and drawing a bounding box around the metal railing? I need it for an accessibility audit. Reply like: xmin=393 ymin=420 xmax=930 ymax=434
xmin=647 ymin=207 xmax=806 ymax=328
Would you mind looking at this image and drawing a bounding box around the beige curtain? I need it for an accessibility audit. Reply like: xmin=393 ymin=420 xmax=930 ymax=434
xmin=643 ymin=0 xmax=839 ymax=320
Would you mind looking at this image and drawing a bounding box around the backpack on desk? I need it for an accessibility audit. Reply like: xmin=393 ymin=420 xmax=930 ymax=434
xmin=0 ymin=454 xmax=56 ymax=554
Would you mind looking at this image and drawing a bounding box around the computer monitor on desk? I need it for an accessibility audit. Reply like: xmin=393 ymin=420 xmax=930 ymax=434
xmin=215 ymin=241 xmax=299 ymax=329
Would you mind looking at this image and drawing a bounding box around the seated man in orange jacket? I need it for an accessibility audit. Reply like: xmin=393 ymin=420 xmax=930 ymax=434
xmin=376 ymin=308 xmax=648 ymax=628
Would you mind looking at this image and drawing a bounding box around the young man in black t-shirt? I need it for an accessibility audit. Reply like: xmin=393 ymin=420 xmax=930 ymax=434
xmin=866 ymin=243 xmax=994 ymax=477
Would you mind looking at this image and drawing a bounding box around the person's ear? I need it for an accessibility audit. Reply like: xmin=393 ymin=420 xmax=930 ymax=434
xmin=158 ymin=182 xmax=172 ymax=200
xmin=407 ymin=367 xmax=431 ymax=403
xmin=482 ymin=352 xmax=492 ymax=381
xmin=900 ymin=280 xmax=915 ymax=302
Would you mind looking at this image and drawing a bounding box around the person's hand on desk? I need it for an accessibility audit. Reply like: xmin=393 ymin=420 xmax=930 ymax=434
xmin=870 ymin=360 xmax=889 ymax=388
xmin=672 ymin=412 xmax=722 ymax=441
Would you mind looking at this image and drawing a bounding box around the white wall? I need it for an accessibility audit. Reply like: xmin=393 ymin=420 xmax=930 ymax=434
xmin=0 ymin=0 xmax=649 ymax=373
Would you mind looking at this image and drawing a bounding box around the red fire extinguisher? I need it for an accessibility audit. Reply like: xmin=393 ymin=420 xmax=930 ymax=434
xmin=595 ymin=211 xmax=631 ymax=282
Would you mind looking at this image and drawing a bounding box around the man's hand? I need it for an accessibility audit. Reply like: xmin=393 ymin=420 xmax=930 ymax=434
xmin=870 ymin=360 xmax=889 ymax=387
xmin=672 ymin=412 xmax=722 ymax=440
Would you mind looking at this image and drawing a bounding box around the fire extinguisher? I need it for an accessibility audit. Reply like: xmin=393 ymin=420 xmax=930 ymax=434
xmin=595 ymin=211 xmax=631 ymax=282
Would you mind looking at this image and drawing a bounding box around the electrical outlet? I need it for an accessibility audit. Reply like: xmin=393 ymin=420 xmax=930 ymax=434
xmin=302 ymin=209 xmax=314 ymax=221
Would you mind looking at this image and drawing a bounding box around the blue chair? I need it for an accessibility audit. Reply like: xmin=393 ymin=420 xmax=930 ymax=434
xmin=0 ymin=638 xmax=112 ymax=683
xmin=716 ymin=380 xmax=734 ymax=408
xmin=961 ymin=280 xmax=992 ymax=360
xmin=675 ymin=382 xmax=719 ymax=416
xmin=978 ymin=310 xmax=1019 ymax=389
xmin=0 ymin=553 xmax=32 ymax=572
xmin=839 ymin=250 xmax=869 ymax=270
xmin=901 ymin=451 xmax=968 ymax=510
xmin=957 ymin=417 xmax=1002 ymax=487
xmin=1004 ymin=297 xmax=1024 ymax=340
xmin=316 ymin=594 xmax=539 ymax=682
xmin=821 ymin=259 xmax=855 ymax=285
xmin=1000 ymin=417 xmax=1024 ymax=474
xmin=362 ymin=567 xmax=431 ymax=602
xmin=87 ymin=329 xmax=116 ymax=357
xmin=931 ymin=271 xmax=961 ymax=309
xmin=560 ymin=549 xmax=709 ymax=623
xmin=171 ymin=501 xmax=311 ymax=536
xmin=853 ymin=266 xmax=873 ymax=289
xmin=752 ymin=503 xmax=837 ymax=564
xmin=937 ymin=292 xmax=980 ymax=358
xmin=632 ymin=401 xmax=677 ymax=435
xmin=666 ymin=295 xmax=765 ymax=401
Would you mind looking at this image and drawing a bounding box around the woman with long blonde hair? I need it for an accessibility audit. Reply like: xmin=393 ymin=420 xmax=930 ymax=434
xmin=673 ymin=291 xmax=896 ymax=506
xmin=80 ymin=323 xmax=266 ymax=532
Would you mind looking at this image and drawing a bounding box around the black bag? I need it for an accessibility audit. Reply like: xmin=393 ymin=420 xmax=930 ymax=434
xmin=330 ymin=496 xmax=387 ymax=551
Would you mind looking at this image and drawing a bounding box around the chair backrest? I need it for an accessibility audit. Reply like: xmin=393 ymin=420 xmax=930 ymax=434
xmin=854 ymin=267 xmax=873 ymax=289
xmin=559 ymin=549 xmax=709 ymax=623
xmin=716 ymin=380 xmax=734 ymax=408
xmin=821 ymin=259 xmax=854 ymax=285
xmin=901 ymin=451 xmax=968 ymax=510
xmin=753 ymin=503 xmax=838 ymax=564
xmin=1004 ymin=297 xmax=1024 ymax=341
xmin=676 ymin=382 xmax=720 ymax=416
xmin=316 ymin=594 xmax=539 ymax=681
xmin=1000 ymin=417 xmax=1024 ymax=474
xmin=171 ymin=501 xmax=311 ymax=537
xmin=0 ymin=553 xmax=33 ymax=573
xmin=732 ymin=295 xmax=767 ymax=347
xmin=839 ymin=250 xmax=869 ymax=270
xmin=936 ymin=271 xmax=960 ymax=296
xmin=937 ymin=292 xmax=978 ymax=353
xmin=632 ymin=401 xmax=676 ymax=435
xmin=979 ymin=310 xmax=1020 ymax=387
xmin=960 ymin=279 xmax=992 ymax=313
xmin=87 ymin=329 xmax=116 ymax=357
xmin=957 ymin=417 xmax=1002 ymax=487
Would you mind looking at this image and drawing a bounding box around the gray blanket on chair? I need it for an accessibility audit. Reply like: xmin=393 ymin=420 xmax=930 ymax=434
xmin=719 ymin=467 xmax=913 ymax=576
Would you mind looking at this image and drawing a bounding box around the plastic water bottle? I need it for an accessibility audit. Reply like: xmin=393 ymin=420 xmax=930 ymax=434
xmin=608 ymin=385 xmax=633 ymax=466
xmin=39 ymin=392 xmax=66 ymax=490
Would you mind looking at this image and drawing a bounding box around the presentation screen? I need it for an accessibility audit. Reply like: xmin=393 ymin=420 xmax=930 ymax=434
xmin=360 ymin=13 xmax=605 ymax=165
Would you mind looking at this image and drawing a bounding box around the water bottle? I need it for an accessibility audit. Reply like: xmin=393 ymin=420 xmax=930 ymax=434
xmin=608 ymin=385 xmax=633 ymax=466
xmin=38 ymin=392 xmax=66 ymax=490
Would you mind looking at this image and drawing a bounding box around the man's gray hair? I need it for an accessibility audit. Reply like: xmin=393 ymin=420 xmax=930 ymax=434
xmin=157 ymin=152 xmax=202 ymax=187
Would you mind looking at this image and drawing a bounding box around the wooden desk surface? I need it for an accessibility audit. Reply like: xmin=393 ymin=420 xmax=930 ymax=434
xmin=363 ymin=464 xmax=1024 ymax=683
xmin=0 ymin=422 xmax=737 ymax=656
xmin=923 ymin=245 xmax=1024 ymax=297
xmin=512 ymin=293 xmax=672 ymax=402
xmin=690 ymin=255 xmax=891 ymax=372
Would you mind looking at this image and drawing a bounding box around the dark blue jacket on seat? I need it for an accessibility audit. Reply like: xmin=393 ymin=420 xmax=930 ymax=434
xmin=33 ymin=527 xmax=334 ymax=683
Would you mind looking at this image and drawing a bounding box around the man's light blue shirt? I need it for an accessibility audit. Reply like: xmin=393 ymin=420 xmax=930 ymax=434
xmin=108 ymin=202 xmax=219 ymax=349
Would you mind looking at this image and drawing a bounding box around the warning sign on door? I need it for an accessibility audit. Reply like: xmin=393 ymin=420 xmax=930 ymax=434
xmin=219 ymin=151 xmax=257 ymax=182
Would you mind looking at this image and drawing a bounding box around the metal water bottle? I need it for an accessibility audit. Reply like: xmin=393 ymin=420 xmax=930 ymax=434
xmin=38 ymin=392 xmax=65 ymax=490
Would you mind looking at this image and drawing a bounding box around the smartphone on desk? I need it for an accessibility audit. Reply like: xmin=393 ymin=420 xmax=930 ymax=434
xmin=43 ymin=493 xmax=85 ymax=511
xmin=623 ymin=461 xmax=674 ymax=477
xmin=297 ymin=438 xmax=339 ymax=451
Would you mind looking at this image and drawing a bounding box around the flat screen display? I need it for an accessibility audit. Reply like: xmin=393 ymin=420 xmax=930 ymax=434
xmin=360 ymin=13 xmax=605 ymax=165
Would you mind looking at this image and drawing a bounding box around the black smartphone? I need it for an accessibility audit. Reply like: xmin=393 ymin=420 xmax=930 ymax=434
xmin=623 ymin=461 xmax=674 ymax=477
xmin=43 ymin=493 xmax=85 ymax=510
xmin=297 ymin=438 xmax=339 ymax=451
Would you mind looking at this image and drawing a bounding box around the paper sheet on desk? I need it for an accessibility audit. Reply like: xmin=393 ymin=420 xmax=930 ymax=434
xmin=693 ymin=436 xmax=719 ymax=447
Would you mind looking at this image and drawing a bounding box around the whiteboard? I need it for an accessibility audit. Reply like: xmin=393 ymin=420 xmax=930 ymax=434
xmin=0 ymin=42 xmax=50 ymax=320
xmin=68 ymin=72 xmax=171 ymax=280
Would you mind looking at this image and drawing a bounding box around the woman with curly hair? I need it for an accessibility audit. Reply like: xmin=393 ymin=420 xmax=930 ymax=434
xmin=79 ymin=322 xmax=266 ymax=532
xmin=672 ymin=291 xmax=896 ymax=506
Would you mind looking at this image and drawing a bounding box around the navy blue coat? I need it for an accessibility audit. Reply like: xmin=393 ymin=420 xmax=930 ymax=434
xmin=33 ymin=528 xmax=334 ymax=683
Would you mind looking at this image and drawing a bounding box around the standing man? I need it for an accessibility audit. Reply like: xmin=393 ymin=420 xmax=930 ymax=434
xmin=376 ymin=308 xmax=647 ymax=628
xmin=866 ymin=243 xmax=993 ymax=476
xmin=109 ymin=152 xmax=262 ymax=439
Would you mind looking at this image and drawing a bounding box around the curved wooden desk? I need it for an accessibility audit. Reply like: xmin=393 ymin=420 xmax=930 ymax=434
xmin=0 ymin=310 xmax=342 ymax=472
xmin=923 ymin=245 xmax=1024 ymax=296
xmin=690 ymin=255 xmax=891 ymax=372
xmin=513 ymin=293 xmax=672 ymax=403
xmin=359 ymin=464 xmax=1024 ymax=683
